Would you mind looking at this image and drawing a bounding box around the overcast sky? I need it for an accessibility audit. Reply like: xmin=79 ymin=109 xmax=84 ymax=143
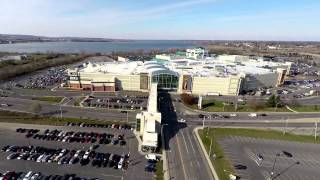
xmin=1 ymin=0 xmax=320 ymax=41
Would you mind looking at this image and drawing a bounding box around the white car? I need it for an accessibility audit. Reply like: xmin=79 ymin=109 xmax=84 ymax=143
xmin=230 ymin=113 xmax=237 ymax=117
xmin=248 ymin=113 xmax=257 ymax=118
xmin=118 ymin=157 xmax=124 ymax=169
xmin=23 ymin=171 xmax=33 ymax=180
xmin=83 ymin=150 xmax=91 ymax=159
xmin=36 ymin=154 xmax=45 ymax=162
xmin=178 ymin=119 xmax=186 ymax=123
xmin=145 ymin=154 xmax=157 ymax=161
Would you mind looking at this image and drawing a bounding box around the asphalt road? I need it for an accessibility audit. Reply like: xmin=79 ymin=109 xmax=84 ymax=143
xmin=0 ymin=97 xmax=136 ymax=121
xmin=159 ymin=93 xmax=214 ymax=180
xmin=167 ymin=93 xmax=320 ymax=180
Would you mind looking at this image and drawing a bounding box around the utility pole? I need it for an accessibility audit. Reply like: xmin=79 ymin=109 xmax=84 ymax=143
xmin=234 ymin=96 xmax=238 ymax=112
xmin=126 ymin=111 xmax=129 ymax=123
xmin=315 ymin=121 xmax=318 ymax=141
xmin=60 ymin=105 xmax=63 ymax=119
xmin=202 ymin=116 xmax=205 ymax=129
xmin=206 ymin=114 xmax=211 ymax=136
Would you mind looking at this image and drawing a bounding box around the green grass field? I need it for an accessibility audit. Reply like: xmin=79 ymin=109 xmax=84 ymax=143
xmin=189 ymin=99 xmax=318 ymax=112
xmin=32 ymin=96 xmax=64 ymax=103
xmin=199 ymin=128 xmax=320 ymax=180
xmin=190 ymin=99 xmax=289 ymax=112
xmin=291 ymin=105 xmax=320 ymax=112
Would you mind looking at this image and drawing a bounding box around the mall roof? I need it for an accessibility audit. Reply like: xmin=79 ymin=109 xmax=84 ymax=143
xmin=73 ymin=60 xmax=179 ymax=77
xmin=70 ymin=53 xmax=288 ymax=78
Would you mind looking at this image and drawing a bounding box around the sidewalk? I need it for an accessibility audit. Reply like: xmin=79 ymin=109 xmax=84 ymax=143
xmin=193 ymin=127 xmax=219 ymax=180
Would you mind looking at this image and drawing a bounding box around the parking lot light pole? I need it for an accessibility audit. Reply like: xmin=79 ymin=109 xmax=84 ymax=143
xmin=270 ymin=153 xmax=281 ymax=178
xmin=271 ymin=161 xmax=300 ymax=180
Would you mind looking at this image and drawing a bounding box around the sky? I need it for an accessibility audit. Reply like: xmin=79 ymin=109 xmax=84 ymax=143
xmin=1 ymin=0 xmax=320 ymax=41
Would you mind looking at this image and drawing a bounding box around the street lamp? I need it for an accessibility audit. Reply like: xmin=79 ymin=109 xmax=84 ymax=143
xmin=270 ymin=161 xmax=300 ymax=180
xmin=269 ymin=151 xmax=295 ymax=180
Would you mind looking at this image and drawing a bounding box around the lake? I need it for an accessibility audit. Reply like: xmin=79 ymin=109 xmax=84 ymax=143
xmin=0 ymin=40 xmax=201 ymax=53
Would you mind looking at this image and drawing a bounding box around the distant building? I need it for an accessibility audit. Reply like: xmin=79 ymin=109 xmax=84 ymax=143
xmin=186 ymin=47 xmax=209 ymax=59
xmin=0 ymin=55 xmax=27 ymax=61
xmin=117 ymin=56 xmax=128 ymax=62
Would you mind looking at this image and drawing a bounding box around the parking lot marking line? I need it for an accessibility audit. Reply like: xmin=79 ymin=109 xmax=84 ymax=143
xmin=101 ymin=173 xmax=123 ymax=179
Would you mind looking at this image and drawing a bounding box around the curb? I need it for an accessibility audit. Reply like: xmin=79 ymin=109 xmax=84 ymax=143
xmin=286 ymin=105 xmax=299 ymax=113
xmin=162 ymin=148 xmax=169 ymax=180
xmin=194 ymin=127 xmax=219 ymax=180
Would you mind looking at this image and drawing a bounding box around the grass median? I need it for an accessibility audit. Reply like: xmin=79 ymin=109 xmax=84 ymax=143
xmin=156 ymin=160 xmax=164 ymax=180
xmin=199 ymin=128 xmax=320 ymax=180
xmin=31 ymin=96 xmax=64 ymax=103
xmin=189 ymin=99 xmax=320 ymax=112
xmin=74 ymin=96 xmax=85 ymax=106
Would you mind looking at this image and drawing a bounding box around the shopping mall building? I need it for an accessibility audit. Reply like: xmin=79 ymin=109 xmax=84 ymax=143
xmin=67 ymin=48 xmax=292 ymax=96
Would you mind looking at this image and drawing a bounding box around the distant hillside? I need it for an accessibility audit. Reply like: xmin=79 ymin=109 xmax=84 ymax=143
xmin=0 ymin=34 xmax=130 ymax=44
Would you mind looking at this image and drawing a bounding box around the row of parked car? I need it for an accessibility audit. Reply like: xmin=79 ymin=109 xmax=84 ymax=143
xmin=2 ymin=145 xmax=129 ymax=170
xmin=0 ymin=171 xmax=99 ymax=180
xmin=16 ymin=128 xmax=39 ymax=134
xmin=16 ymin=67 xmax=67 ymax=89
xmin=65 ymin=122 xmax=133 ymax=131
xmin=16 ymin=128 xmax=127 ymax=147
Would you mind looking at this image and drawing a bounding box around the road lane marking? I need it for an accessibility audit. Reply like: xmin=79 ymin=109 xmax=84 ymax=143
xmin=197 ymin=161 xmax=200 ymax=168
xmin=186 ymin=129 xmax=196 ymax=154
xmin=176 ymin=133 xmax=188 ymax=180
xmin=181 ymin=131 xmax=189 ymax=154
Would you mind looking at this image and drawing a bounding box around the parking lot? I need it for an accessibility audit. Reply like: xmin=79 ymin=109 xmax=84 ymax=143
xmin=219 ymin=136 xmax=320 ymax=180
xmin=83 ymin=96 xmax=148 ymax=111
xmin=0 ymin=123 xmax=153 ymax=180
xmin=15 ymin=66 xmax=67 ymax=89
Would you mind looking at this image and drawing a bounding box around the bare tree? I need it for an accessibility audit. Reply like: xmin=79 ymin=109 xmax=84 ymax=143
xmin=30 ymin=102 xmax=42 ymax=115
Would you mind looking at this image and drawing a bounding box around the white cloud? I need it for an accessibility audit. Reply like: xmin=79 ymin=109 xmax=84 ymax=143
xmin=0 ymin=0 xmax=216 ymax=37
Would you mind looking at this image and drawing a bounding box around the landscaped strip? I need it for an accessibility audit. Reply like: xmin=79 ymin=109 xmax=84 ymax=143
xmin=156 ymin=160 xmax=164 ymax=180
xmin=74 ymin=96 xmax=86 ymax=106
xmin=0 ymin=110 xmax=126 ymax=126
xmin=198 ymin=128 xmax=320 ymax=180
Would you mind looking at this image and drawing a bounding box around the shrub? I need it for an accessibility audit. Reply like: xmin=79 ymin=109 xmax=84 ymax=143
xmin=180 ymin=93 xmax=198 ymax=105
